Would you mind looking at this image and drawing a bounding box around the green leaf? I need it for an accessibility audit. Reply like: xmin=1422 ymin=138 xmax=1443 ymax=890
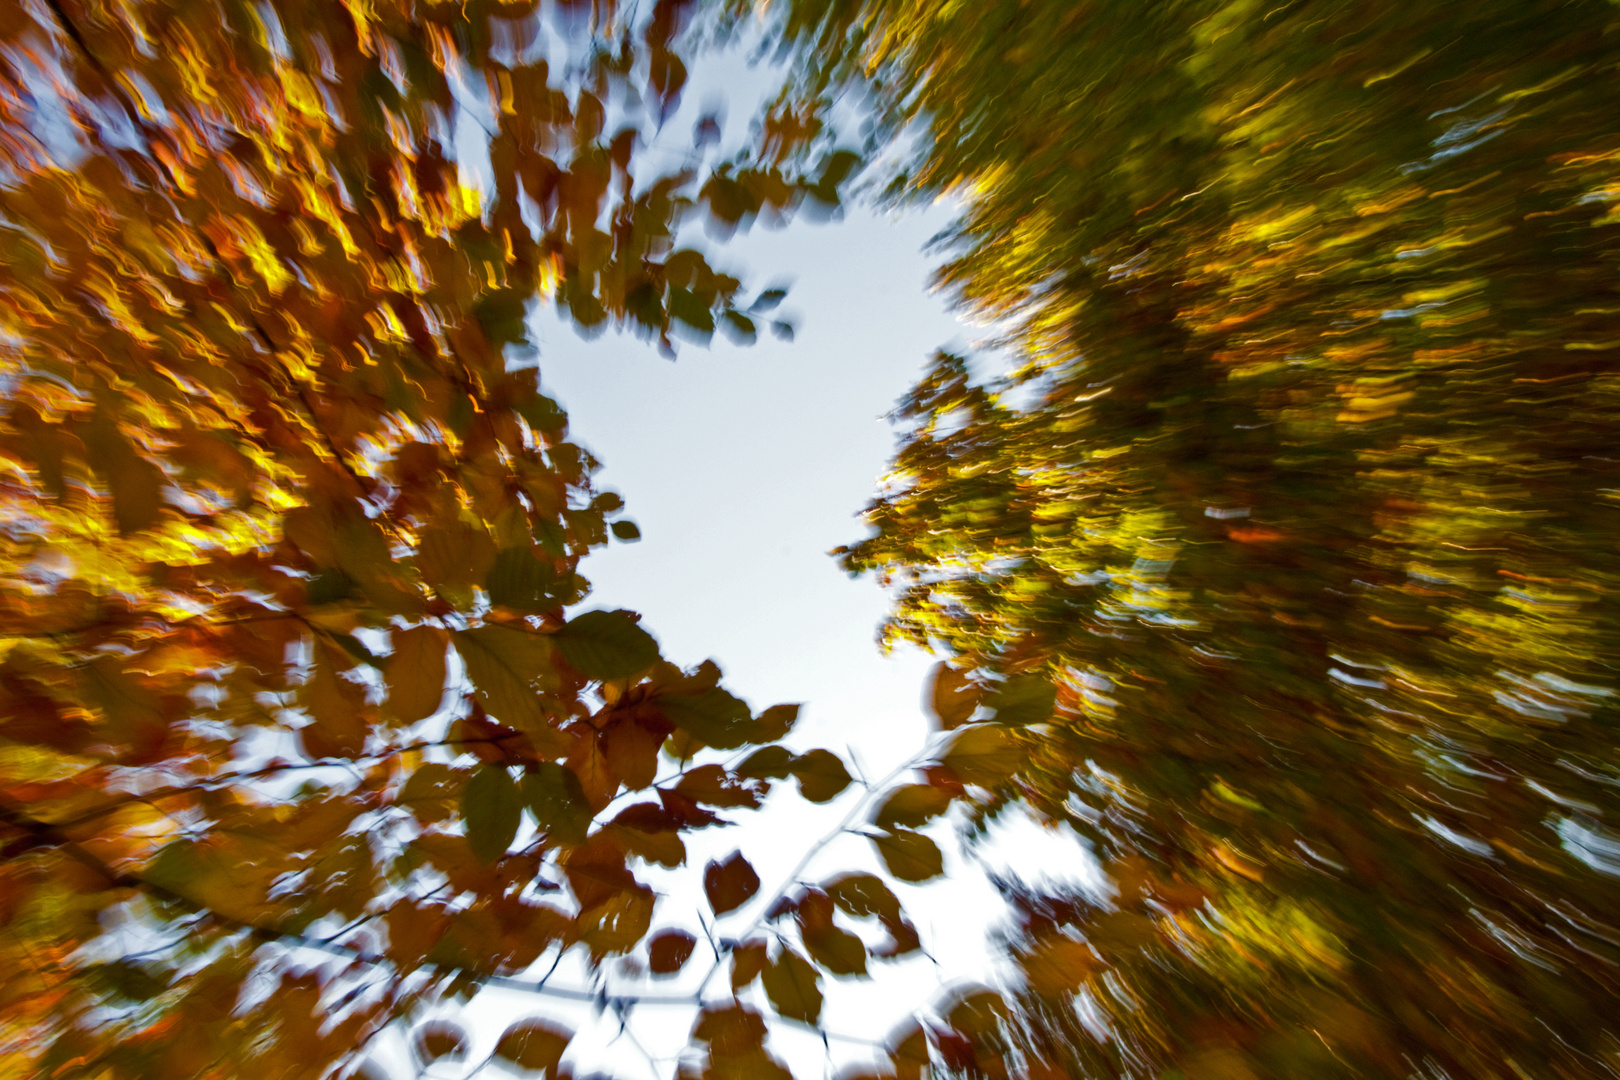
xmin=657 ymin=686 xmax=752 ymax=749
xmin=522 ymin=763 xmax=593 ymax=845
xmin=486 ymin=546 xmax=558 ymax=611
xmin=761 ymin=948 xmax=822 ymax=1025
xmin=553 ymin=609 xmax=660 ymax=680
xmin=722 ymin=309 xmax=757 ymax=343
xmin=872 ymin=830 xmax=944 ymax=883
xmin=453 ymin=625 xmax=556 ymax=734
xmin=790 ymin=749 xmax=852 ymax=803
xmin=462 ymin=765 xmax=522 ymax=864
xmin=668 ymin=287 xmax=715 ymax=335
xmin=610 ymin=519 xmax=641 ymax=541
xmin=751 ymin=703 xmax=800 ymax=742
xmin=398 ymin=763 xmax=465 ymax=826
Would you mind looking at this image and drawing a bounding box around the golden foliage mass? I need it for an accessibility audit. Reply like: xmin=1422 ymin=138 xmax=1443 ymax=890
xmin=746 ymin=0 xmax=1620 ymax=1075
xmin=0 ymin=0 xmax=898 ymax=1076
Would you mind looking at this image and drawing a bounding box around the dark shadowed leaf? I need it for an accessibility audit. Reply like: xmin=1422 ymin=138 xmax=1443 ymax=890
xmin=985 ymin=675 xmax=1054 ymax=727
xmin=704 ymin=852 xmax=761 ymax=915
xmin=462 ymin=766 xmax=522 ymax=865
xmin=647 ymin=929 xmax=698 ymax=975
xmin=522 ymin=763 xmax=593 ymax=845
xmin=790 ymin=749 xmax=852 ymax=803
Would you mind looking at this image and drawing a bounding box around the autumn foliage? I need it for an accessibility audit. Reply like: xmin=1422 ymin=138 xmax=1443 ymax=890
xmin=9 ymin=0 xmax=1620 ymax=1078
xmin=0 ymin=0 xmax=906 ymax=1076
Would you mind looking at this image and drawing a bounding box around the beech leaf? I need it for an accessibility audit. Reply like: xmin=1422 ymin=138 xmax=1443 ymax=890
xmin=386 ymin=625 xmax=448 ymax=723
xmin=647 ymin=929 xmax=697 ymax=975
xmin=704 ymin=852 xmax=761 ymax=915
xmin=462 ymin=765 xmax=522 ymax=865
xmin=761 ymin=948 xmax=823 ymax=1025
xmin=927 ymin=661 xmax=981 ymax=729
xmin=790 ymin=749 xmax=852 ymax=803
xmin=938 ymin=724 xmax=1022 ymax=786
xmin=873 ymin=784 xmax=954 ymax=830
xmin=414 ymin=1021 xmax=469 ymax=1064
xmin=872 ymin=830 xmax=945 ymax=883
xmin=454 ymin=626 xmax=556 ymax=734
xmin=522 ymin=763 xmax=594 ymax=845
xmin=553 ymin=609 xmax=661 ymax=680
xmin=493 ymin=1020 xmax=572 ymax=1075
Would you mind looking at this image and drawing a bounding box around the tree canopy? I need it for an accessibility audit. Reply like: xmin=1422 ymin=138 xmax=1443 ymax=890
xmin=6 ymin=0 xmax=1620 ymax=1078
xmin=0 ymin=0 xmax=889 ymax=1076
xmin=763 ymin=0 xmax=1620 ymax=1077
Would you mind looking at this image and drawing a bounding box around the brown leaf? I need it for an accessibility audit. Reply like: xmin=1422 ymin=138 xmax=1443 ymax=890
xmin=414 ymin=1021 xmax=469 ymax=1064
xmin=601 ymin=715 xmax=663 ymax=790
xmin=647 ymin=928 xmax=697 ymax=975
xmin=703 ymin=852 xmax=761 ymax=915
xmin=927 ymin=662 xmax=980 ymax=729
xmin=493 ymin=1020 xmax=571 ymax=1075
xmin=761 ymin=947 xmax=822 ymax=1025
xmin=567 ymin=731 xmax=620 ymax=810
xmin=729 ymin=939 xmax=769 ymax=990
xmin=386 ymin=625 xmax=448 ymax=723
xmin=299 ymin=640 xmax=369 ymax=759
xmin=562 ymin=833 xmax=636 ymax=909
xmin=871 ymin=830 xmax=944 ymax=883
xmin=790 ymin=748 xmax=852 ymax=803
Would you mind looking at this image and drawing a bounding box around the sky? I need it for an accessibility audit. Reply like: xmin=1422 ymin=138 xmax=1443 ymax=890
xmin=378 ymin=33 xmax=1107 ymax=1080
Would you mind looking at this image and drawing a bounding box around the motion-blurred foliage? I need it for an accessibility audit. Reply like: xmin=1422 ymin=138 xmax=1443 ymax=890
xmin=743 ymin=0 xmax=1620 ymax=1076
xmin=0 ymin=0 xmax=891 ymax=1076
xmin=10 ymin=0 xmax=1620 ymax=1076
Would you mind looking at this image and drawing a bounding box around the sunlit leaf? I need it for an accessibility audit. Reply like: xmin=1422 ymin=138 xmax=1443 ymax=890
xmin=927 ymin=662 xmax=980 ymax=729
xmin=553 ymin=609 xmax=660 ymax=680
xmin=387 ymin=625 xmax=448 ymax=723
